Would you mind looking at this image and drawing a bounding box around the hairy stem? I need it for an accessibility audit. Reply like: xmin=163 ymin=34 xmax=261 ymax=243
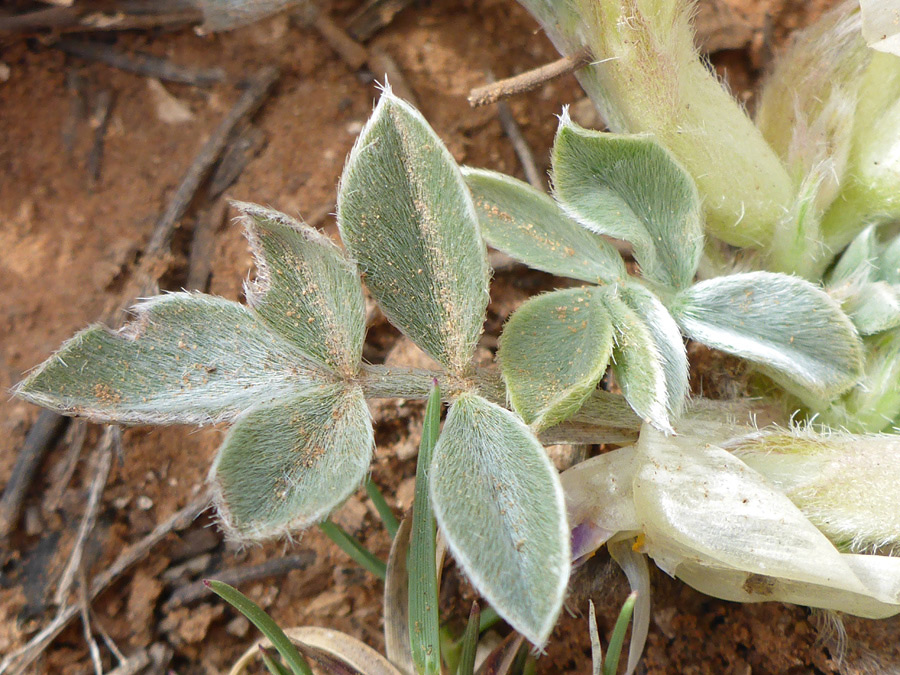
xmin=355 ymin=363 xmax=783 ymax=445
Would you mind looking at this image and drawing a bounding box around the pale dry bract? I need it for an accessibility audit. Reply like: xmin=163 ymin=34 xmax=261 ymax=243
xmin=430 ymin=393 xmax=570 ymax=648
xmin=337 ymin=88 xmax=490 ymax=377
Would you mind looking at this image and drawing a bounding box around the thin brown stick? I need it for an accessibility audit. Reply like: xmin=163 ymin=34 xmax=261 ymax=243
xmin=87 ymin=88 xmax=113 ymax=186
xmin=186 ymin=199 xmax=228 ymax=292
xmin=55 ymin=38 xmax=226 ymax=87
xmin=53 ymin=428 xmax=116 ymax=606
xmin=346 ymin=0 xmax=414 ymax=42
xmin=0 ymin=410 xmax=68 ymax=540
xmin=495 ymin=94 xmax=545 ymax=190
xmin=163 ymin=552 xmax=316 ymax=609
xmin=0 ymin=491 xmax=211 ymax=675
xmin=207 ymin=123 xmax=266 ymax=199
xmin=310 ymin=12 xmax=369 ymax=71
xmin=0 ymin=7 xmax=202 ymax=34
xmin=77 ymin=571 xmax=104 ymax=675
xmin=141 ymin=65 xmax=280 ymax=266
xmin=44 ymin=420 xmax=88 ymax=512
xmin=468 ymin=48 xmax=593 ymax=107
xmin=106 ymin=650 xmax=150 ymax=675
xmin=368 ymin=46 xmax=418 ymax=107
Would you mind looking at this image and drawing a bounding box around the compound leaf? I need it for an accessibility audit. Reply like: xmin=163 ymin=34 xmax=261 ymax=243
xmin=212 ymin=384 xmax=373 ymax=540
xmin=16 ymin=293 xmax=326 ymax=426
xmin=462 ymin=167 xmax=625 ymax=283
xmin=671 ymin=271 xmax=864 ymax=402
xmin=552 ymin=115 xmax=702 ymax=291
xmin=238 ymin=202 xmax=366 ymax=377
xmin=600 ymin=290 xmax=674 ymax=433
xmin=499 ymin=286 xmax=613 ymax=430
xmin=430 ymin=393 xmax=569 ymax=647
xmin=338 ymin=89 xmax=489 ymax=375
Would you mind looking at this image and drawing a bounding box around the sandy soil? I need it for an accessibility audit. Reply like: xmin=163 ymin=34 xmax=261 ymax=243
xmin=3 ymin=0 xmax=898 ymax=672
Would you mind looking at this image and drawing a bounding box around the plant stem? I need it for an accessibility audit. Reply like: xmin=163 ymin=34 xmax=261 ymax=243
xmin=354 ymin=364 xmax=782 ymax=446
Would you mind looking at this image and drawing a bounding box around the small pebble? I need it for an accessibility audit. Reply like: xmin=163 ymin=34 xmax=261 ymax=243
xmin=137 ymin=495 xmax=154 ymax=511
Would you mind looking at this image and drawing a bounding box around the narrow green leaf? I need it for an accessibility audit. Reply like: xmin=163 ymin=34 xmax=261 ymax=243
xmin=551 ymin=114 xmax=703 ymax=291
xmin=319 ymin=519 xmax=388 ymax=581
xmin=671 ymin=271 xmax=864 ymax=402
xmin=603 ymin=592 xmax=637 ymax=675
xmin=261 ymin=647 xmax=295 ymax=675
xmin=238 ymin=202 xmax=366 ymax=377
xmin=499 ymin=286 xmax=613 ymax=430
xmin=15 ymin=293 xmax=327 ymax=426
xmin=338 ymin=89 xmax=490 ymax=375
xmin=206 ymin=580 xmax=313 ymax=675
xmin=618 ymin=282 xmax=688 ymax=421
xmin=461 ymin=167 xmax=626 ymax=283
xmin=366 ymin=477 xmax=400 ymax=539
xmin=430 ymin=393 xmax=570 ymax=647
xmin=457 ymin=602 xmax=481 ymax=675
xmin=211 ymin=385 xmax=374 ymax=540
xmin=409 ymin=384 xmax=442 ymax=675
xmin=599 ymin=290 xmax=673 ymax=434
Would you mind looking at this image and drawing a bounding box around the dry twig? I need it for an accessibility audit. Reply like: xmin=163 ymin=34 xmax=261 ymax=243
xmin=55 ymin=38 xmax=226 ymax=86
xmin=468 ymin=48 xmax=593 ymax=107
xmin=164 ymin=552 xmax=316 ymax=609
xmin=487 ymin=70 xmax=544 ymax=191
xmin=53 ymin=427 xmax=117 ymax=606
xmin=44 ymin=420 xmax=88 ymax=512
xmin=346 ymin=0 xmax=415 ymax=42
xmin=87 ymin=88 xmax=113 ymax=186
xmin=0 ymin=410 xmax=68 ymax=540
xmin=187 ymin=199 xmax=228 ymax=292
xmin=0 ymin=491 xmax=211 ymax=675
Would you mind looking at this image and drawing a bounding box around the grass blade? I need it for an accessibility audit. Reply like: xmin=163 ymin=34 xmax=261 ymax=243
xmin=260 ymin=646 xmax=294 ymax=675
xmin=603 ymin=592 xmax=637 ymax=675
xmin=319 ymin=519 xmax=387 ymax=581
xmin=456 ymin=602 xmax=481 ymax=675
xmin=205 ymin=580 xmax=313 ymax=675
xmin=409 ymin=382 xmax=443 ymax=674
xmin=366 ymin=476 xmax=400 ymax=539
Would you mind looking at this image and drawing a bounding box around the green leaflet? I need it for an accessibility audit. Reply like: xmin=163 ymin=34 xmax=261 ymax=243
xmin=238 ymin=203 xmax=366 ymax=377
xmin=619 ymin=282 xmax=688 ymax=421
xmin=843 ymin=282 xmax=900 ymax=335
xmin=600 ymin=289 xmax=675 ymax=433
xmin=827 ymin=225 xmax=878 ymax=286
xmin=15 ymin=293 xmax=326 ymax=426
xmin=671 ymin=271 xmax=864 ymax=403
xmin=551 ymin=114 xmax=702 ymax=291
xmin=499 ymin=286 xmax=613 ymax=430
xmin=338 ymin=89 xmax=490 ymax=375
xmin=211 ymin=384 xmax=373 ymax=540
xmin=461 ymin=167 xmax=626 ymax=284
xmin=430 ymin=393 xmax=569 ymax=647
